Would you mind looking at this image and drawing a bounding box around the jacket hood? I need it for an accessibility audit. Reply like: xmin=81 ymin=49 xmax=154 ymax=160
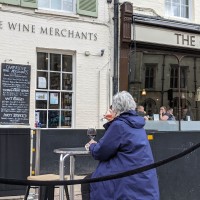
xmin=104 ymin=110 xmax=145 ymax=130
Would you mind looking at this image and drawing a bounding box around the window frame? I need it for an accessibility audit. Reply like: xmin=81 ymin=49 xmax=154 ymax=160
xmin=144 ymin=64 xmax=157 ymax=89
xmin=165 ymin=0 xmax=192 ymax=20
xmin=170 ymin=64 xmax=188 ymax=89
xmin=35 ymin=50 xmax=75 ymax=128
xmin=38 ymin=0 xmax=76 ymax=14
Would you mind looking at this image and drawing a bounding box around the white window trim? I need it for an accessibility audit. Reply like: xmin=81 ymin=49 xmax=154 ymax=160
xmin=35 ymin=49 xmax=76 ymax=128
xmin=35 ymin=9 xmax=79 ymax=18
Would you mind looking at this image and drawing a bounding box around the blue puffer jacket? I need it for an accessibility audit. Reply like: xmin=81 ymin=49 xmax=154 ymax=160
xmin=89 ymin=110 xmax=160 ymax=200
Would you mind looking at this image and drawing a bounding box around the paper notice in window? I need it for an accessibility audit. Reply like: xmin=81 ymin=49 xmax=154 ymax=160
xmin=36 ymin=92 xmax=47 ymax=100
xmin=38 ymin=77 xmax=46 ymax=88
xmin=50 ymin=93 xmax=58 ymax=104
xmin=35 ymin=112 xmax=40 ymax=122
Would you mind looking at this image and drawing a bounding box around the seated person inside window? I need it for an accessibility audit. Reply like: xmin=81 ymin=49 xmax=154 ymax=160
xmin=167 ymin=108 xmax=176 ymax=121
xmin=159 ymin=106 xmax=169 ymax=121
xmin=182 ymin=106 xmax=193 ymax=121
xmin=136 ymin=105 xmax=149 ymax=120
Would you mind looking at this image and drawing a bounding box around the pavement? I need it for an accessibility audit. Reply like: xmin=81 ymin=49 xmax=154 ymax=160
xmin=0 ymin=176 xmax=85 ymax=200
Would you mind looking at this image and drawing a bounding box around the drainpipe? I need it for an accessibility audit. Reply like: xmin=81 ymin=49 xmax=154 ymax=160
xmin=113 ymin=0 xmax=119 ymax=95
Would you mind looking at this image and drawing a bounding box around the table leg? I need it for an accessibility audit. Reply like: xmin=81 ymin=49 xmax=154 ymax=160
xmin=69 ymin=155 xmax=75 ymax=200
xmin=59 ymin=153 xmax=69 ymax=200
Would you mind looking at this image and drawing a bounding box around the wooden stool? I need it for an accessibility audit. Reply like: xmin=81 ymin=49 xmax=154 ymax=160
xmin=24 ymin=174 xmax=69 ymax=200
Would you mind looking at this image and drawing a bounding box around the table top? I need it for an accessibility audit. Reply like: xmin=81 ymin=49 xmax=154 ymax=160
xmin=54 ymin=147 xmax=90 ymax=155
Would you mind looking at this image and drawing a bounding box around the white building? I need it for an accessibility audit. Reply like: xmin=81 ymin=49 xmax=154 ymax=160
xmin=0 ymin=0 xmax=114 ymax=129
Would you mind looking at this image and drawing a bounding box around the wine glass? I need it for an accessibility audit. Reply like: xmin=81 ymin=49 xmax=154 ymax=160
xmin=87 ymin=128 xmax=97 ymax=140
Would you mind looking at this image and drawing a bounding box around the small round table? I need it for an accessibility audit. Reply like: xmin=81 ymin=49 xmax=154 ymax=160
xmin=54 ymin=147 xmax=90 ymax=200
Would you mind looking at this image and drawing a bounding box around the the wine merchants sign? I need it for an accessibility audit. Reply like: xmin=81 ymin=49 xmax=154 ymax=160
xmin=0 ymin=63 xmax=31 ymax=125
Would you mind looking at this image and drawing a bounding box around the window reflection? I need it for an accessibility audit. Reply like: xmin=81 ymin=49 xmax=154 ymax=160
xmin=63 ymin=55 xmax=72 ymax=72
xmin=61 ymin=92 xmax=72 ymax=109
xmin=37 ymin=52 xmax=48 ymax=70
xmin=48 ymin=110 xmax=60 ymax=128
xmin=129 ymin=52 xmax=200 ymax=121
xmin=61 ymin=111 xmax=72 ymax=127
xmin=50 ymin=54 xmax=61 ymax=71
xmin=62 ymin=74 xmax=72 ymax=90
xmin=50 ymin=72 xmax=60 ymax=90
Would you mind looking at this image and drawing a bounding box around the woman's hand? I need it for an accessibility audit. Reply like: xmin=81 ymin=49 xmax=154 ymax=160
xmin=144 ymin=116 xmax=149 ymax=120
xmin=85 ymin=139 xmax=97 ymax=151
xmin=89 ymin=139 xmax=97 ymax=145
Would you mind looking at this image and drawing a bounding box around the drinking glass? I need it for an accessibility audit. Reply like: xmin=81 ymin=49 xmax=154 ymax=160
xmin=87 ymin=128 xmax=97 ymax=140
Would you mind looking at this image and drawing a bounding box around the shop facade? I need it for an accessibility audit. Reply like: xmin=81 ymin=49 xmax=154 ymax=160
xmin=0 ymin=1 xmax=114 ymax=195
xmin=0 ymin=0 xmax=113 ymax=129
xmin=120 ymin=2 xmax=200 ymax=131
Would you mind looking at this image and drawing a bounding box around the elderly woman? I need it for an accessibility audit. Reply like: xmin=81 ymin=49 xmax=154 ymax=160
xmin=82 ymin=91 xmax=159 ymax=200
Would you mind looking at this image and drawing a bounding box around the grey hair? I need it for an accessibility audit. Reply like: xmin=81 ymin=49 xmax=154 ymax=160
xmin=112 ymin=91 xmax=136 ymax=116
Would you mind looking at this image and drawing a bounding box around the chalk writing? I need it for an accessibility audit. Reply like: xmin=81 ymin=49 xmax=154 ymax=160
xmin=0 ymin=63 xmax=31 ymax=124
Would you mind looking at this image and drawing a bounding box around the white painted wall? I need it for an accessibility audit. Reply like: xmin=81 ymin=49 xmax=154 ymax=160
xmin=0 ymin=1 xmax=114 ymax=129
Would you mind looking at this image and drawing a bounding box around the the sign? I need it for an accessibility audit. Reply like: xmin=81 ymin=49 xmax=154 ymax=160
xmin=135 ymin=24 xmax=200 ymax=49
xmin=0 ymin=20 xmax=98 ymax=41
xmin=0 ymin=63 xmax=31 ymax=125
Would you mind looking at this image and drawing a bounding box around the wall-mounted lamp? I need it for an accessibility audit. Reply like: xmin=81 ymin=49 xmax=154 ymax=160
xmin=85 ymin=51 xmax=90 ymax=56
xmin=101 ymin=49 xmax=105 ymax=56
xmin=141 ymin=89 xmax=146 ymax=96
xmin=181 ymin=93 xmax=186 ymax=99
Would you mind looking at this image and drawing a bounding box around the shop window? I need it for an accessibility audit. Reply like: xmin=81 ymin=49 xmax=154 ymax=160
xmin=35 ymin=52 xmax=73 ymax=128
xmin=145 ymin=64 xmax=156 ymax=89
xmin=170 ymin=65 xmax=187 ymax=88
xmin=165 ymin=0 xmax=192 ymax=19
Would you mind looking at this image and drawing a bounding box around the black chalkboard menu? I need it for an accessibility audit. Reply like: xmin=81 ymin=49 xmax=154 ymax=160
xmin=0 ymin=63 xmax=31 ymax=124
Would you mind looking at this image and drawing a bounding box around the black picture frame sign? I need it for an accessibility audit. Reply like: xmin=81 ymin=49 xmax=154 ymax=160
xmin=0 ymin=63 xmax=31 ymax=125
